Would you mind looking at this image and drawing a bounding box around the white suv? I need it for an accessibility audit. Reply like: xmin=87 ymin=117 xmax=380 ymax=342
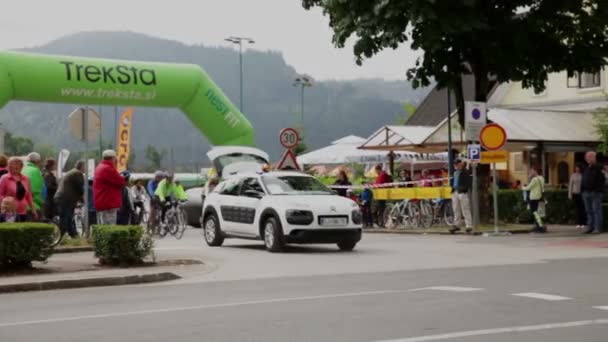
xmin=201 ymin=171 xmax=362 ymax=252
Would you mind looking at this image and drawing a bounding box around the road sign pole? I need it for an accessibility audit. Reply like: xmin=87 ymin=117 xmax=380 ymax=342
xmin=472 ymin=163 xmax=479 ymax=231
xmin=492 ymin=162 xmax=498 ymax=234
xmin=82 ymin=107 xmax=90 ymax=237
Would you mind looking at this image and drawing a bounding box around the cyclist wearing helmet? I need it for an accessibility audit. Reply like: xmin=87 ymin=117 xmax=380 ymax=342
xmin=147 ymin=171 xmax=165 ymax=229
xmin=155 ymin=173 xmax=187 ymax=222
xmin=147 ymin=171 xmax=164 ymax=197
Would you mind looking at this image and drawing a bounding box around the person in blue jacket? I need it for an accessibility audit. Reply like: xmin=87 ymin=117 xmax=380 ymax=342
xmin=360 ymin=184 xmax=374 ymax=228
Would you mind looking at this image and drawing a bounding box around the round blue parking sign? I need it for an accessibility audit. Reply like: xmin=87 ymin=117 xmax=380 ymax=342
xmin=472 ymin=108 xmax=481 ymax=120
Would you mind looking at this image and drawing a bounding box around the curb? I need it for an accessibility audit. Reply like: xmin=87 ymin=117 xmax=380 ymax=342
xmin=53 ymin=246 xmax=94 ymax=254
xmin=0 ymin=272 xmax=181 ymax=294
xmin=364 ymin=228 xmax=531 ymax=235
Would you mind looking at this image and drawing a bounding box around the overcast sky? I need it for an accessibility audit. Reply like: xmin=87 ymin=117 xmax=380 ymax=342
xmin=0 ymin=0 xmax=418 ymax=80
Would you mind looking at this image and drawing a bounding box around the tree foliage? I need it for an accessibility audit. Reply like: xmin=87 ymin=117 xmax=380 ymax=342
xmin=4 ymin=132 xmax=34 ymax=156
xmin=145 ymin=145 xmax=166 ymax=170
xmin=302 ymin=0 xmax=608 ymax=126
xmin=34 ymin=144 xmax=58 ymax=160
xmin=595 ymin=105 xmax=608 ymax=154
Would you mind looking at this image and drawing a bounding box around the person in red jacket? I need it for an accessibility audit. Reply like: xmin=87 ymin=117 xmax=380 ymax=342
xmin=93 ymin=150 xmax=126 ymax=225
xmin=374 ymin=164 xmax=392 ymax=228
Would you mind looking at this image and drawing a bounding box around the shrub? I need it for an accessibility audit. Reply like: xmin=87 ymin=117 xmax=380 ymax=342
xmin=0 ymin=223 xmax=55 ymax=267
xmin=492 ymin=189 xmax=576 ymax=224
xmin=92 ymin=225 xmax=154 ymax=266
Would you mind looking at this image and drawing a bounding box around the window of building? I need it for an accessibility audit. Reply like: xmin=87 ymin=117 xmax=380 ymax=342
xmin=512 ymin=152 xmax=524 ymax=172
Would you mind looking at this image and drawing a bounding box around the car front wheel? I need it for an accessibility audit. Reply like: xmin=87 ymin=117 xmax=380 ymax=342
xmin=337 ymin=240 xmax=357 ymax=251
xmin=263 ymin=217 xmax=285 ymax=252
xmin=203 ymin=213 xmax=224 ymax=247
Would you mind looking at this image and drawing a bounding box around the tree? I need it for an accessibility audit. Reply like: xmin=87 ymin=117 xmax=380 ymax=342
xmin=594 ymin=105 xmax=608 ymax=154
xmin=145 ymin=145 xmax=166 ymax=170
xmin=35 ymin=144 xmax=58 ymax=160
xmin=4 ymin=132 xmax=34 ymax=156
xmin=302 ymin=0 xmax=608 ymax=127
xmin=395 ymin=102 xmax=417 ymax=125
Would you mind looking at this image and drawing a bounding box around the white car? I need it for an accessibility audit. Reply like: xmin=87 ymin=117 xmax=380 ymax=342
xmin=201 ymin=171 xmax=362 ymax=252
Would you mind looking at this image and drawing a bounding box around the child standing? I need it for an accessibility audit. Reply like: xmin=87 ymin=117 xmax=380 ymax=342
xmin=0 ymin=197 xmax=17 ymax=223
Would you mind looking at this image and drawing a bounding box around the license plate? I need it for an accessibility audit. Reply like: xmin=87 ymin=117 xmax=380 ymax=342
xmin=320 ymin=217 xmax=347 ymax=226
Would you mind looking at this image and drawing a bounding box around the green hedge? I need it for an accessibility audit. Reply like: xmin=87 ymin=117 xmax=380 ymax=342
xmin=0 ymin=223 xmax=55 ymax=267
xmin=491 ymin=189 xmax=608 ymax=229
xmin=92 ymin=225 xmax=154 ymax=266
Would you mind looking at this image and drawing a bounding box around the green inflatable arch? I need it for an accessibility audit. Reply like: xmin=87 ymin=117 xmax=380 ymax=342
xmin=0 ymin=51 xmax=255 ymax=146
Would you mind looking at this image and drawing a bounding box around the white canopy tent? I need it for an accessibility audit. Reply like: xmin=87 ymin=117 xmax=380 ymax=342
xmin=297 ymin=135 xmax=396 ymax=166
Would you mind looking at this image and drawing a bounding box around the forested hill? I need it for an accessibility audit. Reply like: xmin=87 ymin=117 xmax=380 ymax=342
xmin=0 ymin=31 xmax=428 ymax=168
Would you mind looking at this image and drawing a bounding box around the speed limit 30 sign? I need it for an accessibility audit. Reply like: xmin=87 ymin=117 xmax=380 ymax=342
xmin=279 ymin=128 xmax=300 ymax=149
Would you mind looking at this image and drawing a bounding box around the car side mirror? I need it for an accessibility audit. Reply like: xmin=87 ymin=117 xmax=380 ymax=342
xmin=244 ymin=190 xmax=263 ymax=199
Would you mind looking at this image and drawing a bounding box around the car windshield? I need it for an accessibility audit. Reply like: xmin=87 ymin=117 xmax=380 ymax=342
xmin=262 ymin=175 xmax=334 ymax=195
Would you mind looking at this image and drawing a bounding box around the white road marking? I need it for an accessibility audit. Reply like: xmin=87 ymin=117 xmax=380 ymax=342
xmin=409 ymin=286 xmax=484 ymax=292
xmin=0 ymin=289 xmax=409 ymax=328
xmin=593 ymin=306 xmax=608 ymax=311
xmin=375 ymin=319 xmax=608 ymax=342
xmin=511 ymin=292 xmax=572 ymax=301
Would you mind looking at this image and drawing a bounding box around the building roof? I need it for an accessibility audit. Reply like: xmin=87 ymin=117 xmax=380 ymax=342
xmin=488 ymin=108 xmax=598 ymax=142
xmin=330 ymin=135 xmax=366 ymax=145
xmin=406 ymin=75 xmax=497 ymax=126
xmin=358 ymin=125 xmax=436 ymax=150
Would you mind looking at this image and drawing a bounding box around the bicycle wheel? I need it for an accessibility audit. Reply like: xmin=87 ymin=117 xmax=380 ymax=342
xmin=442 ymin=201 xmax=455 ymax=226
xmin=383 ymin=203 xmax=400 ymax=229
xmin=419 ymin=200 xmax=434 ymax=229
xmin=50 ymin=217 xmax=64 ymax=247
xmin=399 ymin=201 xmax=413 ymax=229
xmin=166 ymin=210 xmax=180 ymax=236
xmin=408 ymin=201 xmax=423 ymax=229
xmin=174 ymin=208 xmax=188 ymax=240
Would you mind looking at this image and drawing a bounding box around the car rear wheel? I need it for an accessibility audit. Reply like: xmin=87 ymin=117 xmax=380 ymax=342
xmin=337 ymin=240 xmax=357 ymax=251
xmin=263 ymin=217 xmax=285 ymax=252
xmin=203 ymin=214 xmax=224 ymax=247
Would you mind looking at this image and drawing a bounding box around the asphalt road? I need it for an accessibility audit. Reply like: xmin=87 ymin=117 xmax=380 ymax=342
xmin=2 ymin=231 xmax=608 ymax=341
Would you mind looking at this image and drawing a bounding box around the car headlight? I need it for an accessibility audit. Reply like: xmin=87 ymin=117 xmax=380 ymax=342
xmin=351 ymin=209 xmax=362 ymax=225
xmin=285 ymin=210 xmax=314 ymax=225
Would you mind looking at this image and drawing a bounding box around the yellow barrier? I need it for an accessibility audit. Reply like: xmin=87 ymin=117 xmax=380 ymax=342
xmin=373 ymin=187 xmax=452 ymax=200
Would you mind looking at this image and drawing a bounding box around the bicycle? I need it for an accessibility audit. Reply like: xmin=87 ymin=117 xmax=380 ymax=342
xmin=149 ymin=200 xmax=187 ymax=239
xmin=430 ymin=198 xmax=454 ymax=227
xmin=132 ymin=199 xmax=148 ymax=226
xmin=50 ymin=204 xmax=87 ymax=247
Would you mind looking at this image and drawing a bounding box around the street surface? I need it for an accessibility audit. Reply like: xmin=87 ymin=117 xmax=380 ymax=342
xmin=2 ymin=229 xmax=608 ymax=341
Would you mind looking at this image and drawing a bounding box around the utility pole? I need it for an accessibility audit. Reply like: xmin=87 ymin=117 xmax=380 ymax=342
xmin=292 ymin=76 xmax=313 ymax=137
xmin=225 ymin=37 xmax=255 ymax=113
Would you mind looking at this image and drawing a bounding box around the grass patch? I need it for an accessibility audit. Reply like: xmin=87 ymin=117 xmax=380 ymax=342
xmin=59 ymin=237 xmax=91 ymax=247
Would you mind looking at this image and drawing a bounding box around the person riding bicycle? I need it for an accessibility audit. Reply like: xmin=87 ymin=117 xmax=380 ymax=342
xmin=154 ymin=173 xmax=187 ymax=224
xmin=147 ymin=171 xmax=165 ymax=228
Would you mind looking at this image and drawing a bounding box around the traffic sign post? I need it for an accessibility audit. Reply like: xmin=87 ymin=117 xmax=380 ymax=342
xmin=279 ymin=128 xmax=300 ymax=149
xmin=467 ymin=144 xmax=481 ymax=162
xmin=278 ymin=128 xmax=301 ymax=171
xmin=68 ymin=107 xmax=101 ymax=237
xmin=480 ymin=123 xmax=507 ymax=151
xmin=465 ymin=101 xmax=487 ymax=142
xmin=478 ymin=122 xmax=511 ymax=237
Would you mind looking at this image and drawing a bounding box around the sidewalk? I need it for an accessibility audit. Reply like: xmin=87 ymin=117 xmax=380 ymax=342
xmin=0 ymin=251 xmax=208 ymax=293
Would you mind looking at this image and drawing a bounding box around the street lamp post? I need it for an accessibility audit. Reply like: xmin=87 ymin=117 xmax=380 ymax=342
xmin=225 ymin=37 xmax=255 ymax=113
xmin=292 ymin=76 xmax=313 ymax=136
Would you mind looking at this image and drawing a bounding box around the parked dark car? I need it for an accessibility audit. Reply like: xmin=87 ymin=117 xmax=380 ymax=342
xmin=183 ymin=187 xmax=203 ymax=227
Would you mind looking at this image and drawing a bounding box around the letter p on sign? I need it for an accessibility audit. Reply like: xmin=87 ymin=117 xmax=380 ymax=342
xmin=467 ymin=144 xmax=481 ymax=162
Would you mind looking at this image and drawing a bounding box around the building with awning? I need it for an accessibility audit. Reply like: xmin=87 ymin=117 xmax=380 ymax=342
xmin=361 ymin=70 xmax=606 ymax=186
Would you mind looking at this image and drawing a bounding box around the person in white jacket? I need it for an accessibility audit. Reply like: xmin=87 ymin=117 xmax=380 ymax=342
xmin=568 ymin=164 xmax=585 ymax=229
